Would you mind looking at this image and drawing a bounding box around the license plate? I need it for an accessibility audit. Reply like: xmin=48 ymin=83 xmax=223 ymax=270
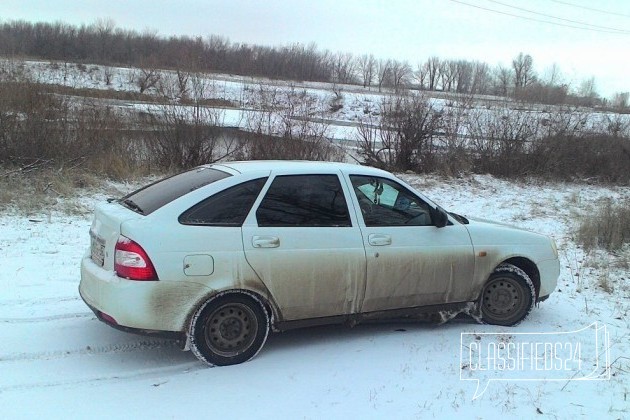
xmin=90 ymin=232 xmax=105 ymax=267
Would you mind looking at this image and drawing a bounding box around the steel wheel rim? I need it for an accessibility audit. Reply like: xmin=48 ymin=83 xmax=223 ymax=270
xmin=205 ymin=303 xmax=258 ymax=357
xmin=482 ymin=276 xmax=527 ymax=322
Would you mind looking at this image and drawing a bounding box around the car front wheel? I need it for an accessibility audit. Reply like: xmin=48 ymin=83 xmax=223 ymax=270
xmin=189 ymin=292 xmax=270 ymax=366
xmin=480 ymin=264 xmax=536 ymax=326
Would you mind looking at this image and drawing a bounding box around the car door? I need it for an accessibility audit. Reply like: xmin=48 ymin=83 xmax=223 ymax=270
xmin=347 ymin=174 xmax=475 ymax=313
xmin=242 ymin=172 xmax=367 ymax=321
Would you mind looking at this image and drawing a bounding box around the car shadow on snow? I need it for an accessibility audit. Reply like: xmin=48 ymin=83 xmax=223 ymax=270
xmin=262 ymin=316 xmax=478 ymax=355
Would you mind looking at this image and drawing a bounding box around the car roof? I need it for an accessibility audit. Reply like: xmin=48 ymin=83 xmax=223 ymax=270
xmin=211 ymin=160 xmax=391 ymax=177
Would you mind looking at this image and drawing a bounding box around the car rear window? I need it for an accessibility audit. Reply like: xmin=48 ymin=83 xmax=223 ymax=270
xmin=179 ymin=178 xmax=267 ymax=226
xmin=119 ymin=167 xmax=231 ymax=215
xmin=256 ymin=175 xmax=351 ymax=227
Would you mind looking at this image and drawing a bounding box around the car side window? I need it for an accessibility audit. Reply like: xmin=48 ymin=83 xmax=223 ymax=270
xmin=179 ymin=178 xmax=267 ymax=226
xmin=350 ymin=175 xmax=433 ymax=227
xmin=256 ymin=175 xmax=351 ymax=227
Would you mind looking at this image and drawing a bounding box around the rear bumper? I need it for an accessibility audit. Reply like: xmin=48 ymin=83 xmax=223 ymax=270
xmin=80 ymin=255 xmax=211 ymax=333
xmin=80 ymin=291 xmax=184 ymax=341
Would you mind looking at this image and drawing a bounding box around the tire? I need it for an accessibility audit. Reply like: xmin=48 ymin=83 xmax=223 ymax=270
xmin=189 ymin=292 xmax=270 ymax=366
xmin=479 ymin=263 xmax=536 ymax=327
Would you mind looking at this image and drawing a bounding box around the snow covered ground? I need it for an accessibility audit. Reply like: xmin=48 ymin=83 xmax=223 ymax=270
xmin=1 ymin=174 xmax=628 ymax=419
xmin=15 ymin=59 xmax=630 ymax=143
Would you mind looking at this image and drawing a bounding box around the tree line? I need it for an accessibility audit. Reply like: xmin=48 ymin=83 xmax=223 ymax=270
xmin=1 ymin=19 xmax=627 ymax=109
xmin=355 ymin=93 xmax=630 ymax=183
xmin=1 ymin=54 xmax=628 ymax=185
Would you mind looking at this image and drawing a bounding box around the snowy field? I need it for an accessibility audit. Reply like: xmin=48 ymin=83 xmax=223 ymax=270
xmin=13 ymin=59 xmax=630 ymax=143
xmin=1 ymin=173 xmax=628 ymax=419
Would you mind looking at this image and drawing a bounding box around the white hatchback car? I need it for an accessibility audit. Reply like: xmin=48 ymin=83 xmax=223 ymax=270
xmin=80 ymin=161 xmax=559 ymax=366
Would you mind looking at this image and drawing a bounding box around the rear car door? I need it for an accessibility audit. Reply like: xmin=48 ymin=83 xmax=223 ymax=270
xmin=242 ymin=172 xmax=366 ymax=321
xmin=347 ymin=175 xmax=475 ymax=313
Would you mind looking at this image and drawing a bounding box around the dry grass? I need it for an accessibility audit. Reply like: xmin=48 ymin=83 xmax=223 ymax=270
xmin=0 ymin=167 xmax=100 ymax=214
xmin=0 ymin=160 xmax=163 ymax=216
xmin=597 ymin=271 xmax=613 ymax=293
xmin=616 ymin=248 xmax=630 ymax=269
xmin=577 ymin=199 xmax=630 ymax=251
xmin=45 ymin=84 xmax=164 ymax=103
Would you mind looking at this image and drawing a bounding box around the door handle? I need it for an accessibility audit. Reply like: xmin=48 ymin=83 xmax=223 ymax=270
xmin=252 ymin=236 xmax=280 ymax=248
xmin=368 ymin=234 xmax=391 ymax=246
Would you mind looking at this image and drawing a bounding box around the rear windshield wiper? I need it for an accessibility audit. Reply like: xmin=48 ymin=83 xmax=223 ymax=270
xmin=121 ymin=198 xmax=145 ymax=215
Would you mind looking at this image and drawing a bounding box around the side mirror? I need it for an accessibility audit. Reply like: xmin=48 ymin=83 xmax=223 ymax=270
xmin=432 ymin=207 xmax=449 ymax=228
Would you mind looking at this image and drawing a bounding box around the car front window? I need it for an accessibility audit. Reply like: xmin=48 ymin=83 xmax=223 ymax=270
xmin=351 ymin=175 xmax=433 ymax=227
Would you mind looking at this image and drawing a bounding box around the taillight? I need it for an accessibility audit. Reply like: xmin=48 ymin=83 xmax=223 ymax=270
xmin=114 ymin=236 xmax=158 ymax=281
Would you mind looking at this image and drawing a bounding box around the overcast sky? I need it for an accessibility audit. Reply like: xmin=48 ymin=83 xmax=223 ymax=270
xmin=2 ymin=0 xmax=629 ymax=97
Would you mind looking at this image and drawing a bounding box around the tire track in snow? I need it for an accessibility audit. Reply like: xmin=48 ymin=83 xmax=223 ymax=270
xmin=1 ymin=295 xmax=80 ymax=306
xmin=0 ymin=312 xmax=93 ymax=323
xmin=0 ymin=361 xmax=204 ymax=393
xmin=0 ymin=338 xmax=182 ymax=362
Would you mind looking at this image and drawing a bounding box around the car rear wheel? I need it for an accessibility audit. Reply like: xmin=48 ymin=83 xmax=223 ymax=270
xmin=480 ymin=264 xmax=535 ymax=326
xmin=189 ymin=292 xmax=270 ymax=366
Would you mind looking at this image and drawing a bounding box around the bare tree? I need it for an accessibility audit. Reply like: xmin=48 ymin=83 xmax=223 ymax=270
xmin=389 ymin=60 xmax=412 ymax=91
xmin=102 ymin=66 xmax=113 ymax=86
xmin=439 ymin=95 xmax=475 ymax=174
xmin=542 ymin=63 xmax=563 ymax=87
xmin=355 ymin=93 xmax=442 ymax=171
xmin=439 ymin=60 xmax=457 ymax=91
xmin=454 ymin=60 xmax=473 ymax=93
xmin=466 ymin=103 xmax=540 ymax=176
xmin=147 ymin=104 xmax=232 ymax=169
xmin=611 ymin=92 xmax=629 ymax=110
xmin=147 ymin=69 xmax=241 ymax=169
xmin=135 ymin=57 xmax=162 ymax=94
xmin=176 ymin=69 xmax=191 ymax=99
xmin=578 ymin=76 xmax=598 ymax=104
xmin=375 ymin=59 xmax=391 ymax=92
xmin=600 ymin=113 xmax=630 ymax=137
xmin=330 ymin=52 xmax=356 ymax=84
xmin=357 ymin=54 xmax=375 ymax=88
xmin=424 ymin=56 xmax=441 ymax=91
xmin=512 ymin=52 xmax=536 ymax=92
xmin=92 ymin=18 xmax=116 ymax=61
xmin=414 ymin=62 xmax=428 ymax=90
xmin=242 ymin=84 xmax=341 ymax=160
xmin=470 ymin=61 xmax=490 ymax=94
xmin=541 ymin=105 xmax=589 ymax=137
xmin=494 ymin=64 xmax=512 ymax=97
xmin=157 ymin=71 xmax=183 ymax=100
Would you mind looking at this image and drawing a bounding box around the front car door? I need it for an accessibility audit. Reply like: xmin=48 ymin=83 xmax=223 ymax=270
xmin=346 ymin=174 xmax=475 ymax=313
xmin=242 ymin=172 xmax=366 ymax=322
